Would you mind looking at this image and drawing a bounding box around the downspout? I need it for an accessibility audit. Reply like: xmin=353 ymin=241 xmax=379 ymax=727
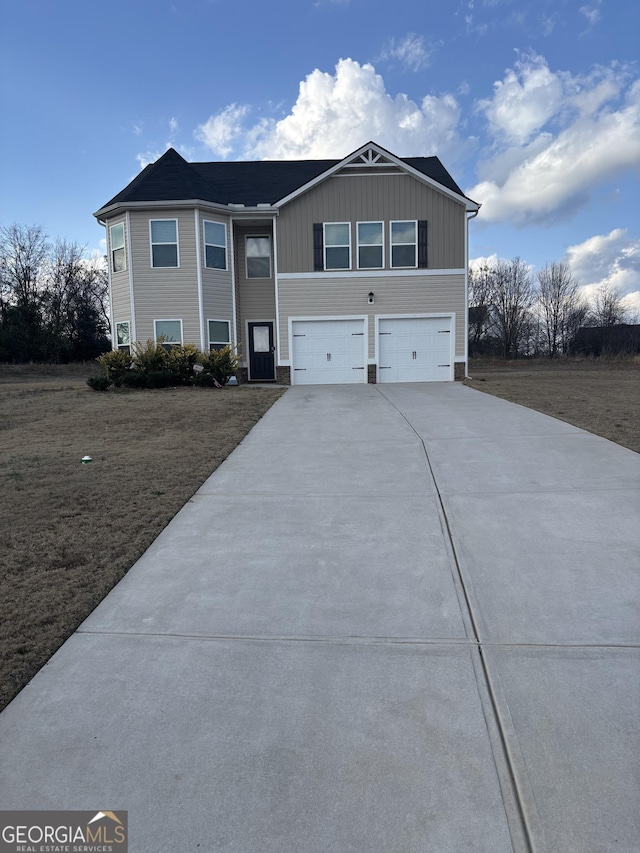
xmin=465 ymin=208 xmax=480 ymax=378
xmin=194 ymin=209 xmax=205 ymax=350
xmin=125 ymin=211 xmax=136 ymax=345
xmin=273 ymin=213 xmax=280 ymax=373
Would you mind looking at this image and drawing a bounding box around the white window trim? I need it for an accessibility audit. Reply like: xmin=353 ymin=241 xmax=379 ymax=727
xmin=109 ymin=222 xmax=126 ymax=273
xmin=390 ymin=220 xmax=418 ymax=269
xmin=115 ymin=320 xmax=130 ymax=351
xmin=245 ymin=235 xmax=271 ymax=279
xmin=323 ymin=222 xmax=351 ymax=271
xmin=356 ymin=221 xmax=384 ymax=270
xmin=150 ymin=219 xmax=179 ymax=268
xmin=208 ymin=318 xmax=231 ymax=350
xmin=154 ymin=319 xmax=183 ymax=346
xmin=203 ymin=220 xmax=227 ymax=270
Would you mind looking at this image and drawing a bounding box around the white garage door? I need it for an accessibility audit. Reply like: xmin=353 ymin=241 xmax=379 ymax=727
xmin=291 ymin=319 xmax=366 ymax=384
xmin=378 ymin=316 xmax=453 ymax=382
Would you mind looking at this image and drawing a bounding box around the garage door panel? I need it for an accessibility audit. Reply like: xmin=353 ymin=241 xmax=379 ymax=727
xmin=292 ymin=320 xmax=366 ymax=385
xmin=378 ymin=317 xmax=453 ymax=383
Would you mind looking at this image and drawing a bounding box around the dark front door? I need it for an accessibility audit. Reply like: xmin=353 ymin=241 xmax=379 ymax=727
xmin=248 ymin=321 xmax=275 ymax=381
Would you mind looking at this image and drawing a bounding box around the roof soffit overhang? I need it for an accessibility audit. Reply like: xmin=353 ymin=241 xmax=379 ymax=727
xmin=274 ymin=141 xmax=480 ymax=212
xmin=93 ymin=199 xmax=278 ymax=221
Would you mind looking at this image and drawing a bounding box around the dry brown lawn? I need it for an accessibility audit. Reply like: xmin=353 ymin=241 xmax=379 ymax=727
xmin=0 ymin=364 xmax=284 ymax=711
xmin=1 ymin=359 xmax=638 ymax=712
xmin=465 ymin=357 xmax=640 ymax=453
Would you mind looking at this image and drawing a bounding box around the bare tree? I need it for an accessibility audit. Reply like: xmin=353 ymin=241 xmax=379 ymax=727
xmin=537 ymin=261 xmax=588 ymax=357
xmin=0 ymin=224 xmax=109 ymax=362
xmin=490 ymin=257 xmax=535 ymax=358
xmin=590 ymin=283 xmax=628 ymax=327
xmin=0 ymin=223 xmax=49 ymax=310
xmin=41 ymin=241 xmax=110 ymax=360
xmin=468 ymin=264 xmax=494 ymax=354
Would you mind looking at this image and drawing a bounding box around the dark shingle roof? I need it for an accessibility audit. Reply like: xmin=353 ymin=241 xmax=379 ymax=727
xmin=96 ymin=146 xmax=468 ymax=213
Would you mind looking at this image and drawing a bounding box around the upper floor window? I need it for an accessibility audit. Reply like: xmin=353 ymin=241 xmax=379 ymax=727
xmin=204 ymin=221 xmax=227 ymax=270
xmin=324 ymin=223 xmax=350 ymax=270
xmin=110 ymin=222 xmax=126 ymax=272
xmin=390 ymin=221 xmax=417 ymax=268
xmin=246 ymin=236 xmax=271 ymax=278
xmin=208 ymin=319 xmax=230 ymax=351
xmin=150 ymin=220 xmax=179 ymax=268
xmin=357 ymin=222 xmax=383 ymax=269
xmin=154 ymin=319 xmax=182 ymax=349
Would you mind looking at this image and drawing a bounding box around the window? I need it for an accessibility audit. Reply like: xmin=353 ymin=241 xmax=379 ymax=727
xmin=204 ymin=221 xmax=227 ymax=270
xmin=324 ymin=223 xmax=350 ymax=270
xmin=154 ymin=319 xmax=182 ymax=349
xmin=357 ymin=222 xmax=383 ymax=269
xmin=115 ymin=321 xmax=130 ymax=352
xmin=150 ymin=220 xmax=178 ymax=267
xmin=110 ymin=223 xmax=126 ymax=272
xmin=208 ymin=319 xmax=230 ymax=351
xmin=246 ymin=236 xmax=271 ymax=278
xmin=390 ymin=221 xmax=417 ymax=268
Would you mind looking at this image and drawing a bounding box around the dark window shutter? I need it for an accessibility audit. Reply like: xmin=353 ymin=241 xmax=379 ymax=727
xmin=418 ymin=220 xmax=428 ymax=268
xmin=313 ymin=223 xmax=324 ymax=271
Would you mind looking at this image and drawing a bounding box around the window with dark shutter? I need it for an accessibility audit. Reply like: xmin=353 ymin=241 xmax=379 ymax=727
xmin=418 ymin=220 xmax=428 ymax=269
xmin=313 ymin=223 xmax=324 ymax=271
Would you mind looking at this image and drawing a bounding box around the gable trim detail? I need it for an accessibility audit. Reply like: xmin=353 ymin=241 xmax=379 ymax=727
xmin=275 ymin=141 xmax=479 ymax=212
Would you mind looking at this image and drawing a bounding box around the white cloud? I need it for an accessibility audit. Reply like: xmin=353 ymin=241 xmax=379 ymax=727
xmin=477 ymin=52 xmax=564 ymax=144
xmin=195 ymin=103 xmax=250 ymax=158
xmin=467 ymin=56 xmax=640 ymax=223
xmin=565 ymin=229 xmax=640 ymax=315
xmin=136 ymin=148 xmax=167 ymax=170
xmin=579 ymin=4 xmax=601 ymax=26
xmin=197 ymin=59 xmax=470 ymax=162
xmin=169 ymin=117 xmax=178 ymax=134
xmin=379 ymin=33 xmax=437 ymax=72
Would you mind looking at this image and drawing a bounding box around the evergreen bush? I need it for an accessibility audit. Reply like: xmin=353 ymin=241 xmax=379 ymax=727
xmin=86 ymin=375 xmax=111 ymax=392
xmin=89 ymin=340 xmax=239 ymax=391
xmin=96 ymin=349 xmax=133 ymax=386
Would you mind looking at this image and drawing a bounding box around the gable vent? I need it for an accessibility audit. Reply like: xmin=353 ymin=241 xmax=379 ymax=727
xmin=359 ymin=149 xmax=382 ymax=165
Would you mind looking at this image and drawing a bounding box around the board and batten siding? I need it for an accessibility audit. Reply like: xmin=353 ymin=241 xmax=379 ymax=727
xmin=277 ymin=173 xmax=466 ymax=273
xmin=129 ymin=208 xmax=200 ymax=346
xmin=278 ymin=273 xmax=466 ymax=361
xmin=234 ymin=222 xmax=277 ymax=356
xmin=107 ymin=215 xmax=131 ymax=329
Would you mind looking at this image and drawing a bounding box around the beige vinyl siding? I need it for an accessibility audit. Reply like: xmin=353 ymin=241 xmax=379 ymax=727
xmin=278 ymin=173 xmax=466 ymax=273
xmin=199 ymin=211 xmax=234 ymax=345
xmin=234 ymin=222 xmax=276 ymax=357
xmin=278 ymin=273 xmax=465 ymax=360
xmin=129 ymin=209 xmax=200 ymax=345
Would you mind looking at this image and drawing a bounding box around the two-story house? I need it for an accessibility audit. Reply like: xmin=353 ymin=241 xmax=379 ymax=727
xmin=93 ymin=141 xmax=479 ymax=384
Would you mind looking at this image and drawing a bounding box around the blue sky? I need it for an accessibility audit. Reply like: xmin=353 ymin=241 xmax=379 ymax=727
xmin=2 ymin=0 xmax=639 ymax=312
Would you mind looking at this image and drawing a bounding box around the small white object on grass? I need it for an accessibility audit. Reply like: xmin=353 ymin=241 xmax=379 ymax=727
xmin=81 ymin=456 xmax=92 ymax=464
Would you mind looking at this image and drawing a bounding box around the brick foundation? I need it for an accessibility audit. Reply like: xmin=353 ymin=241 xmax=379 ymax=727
xmin=276 ymin=366 xmax=291 ymax=385
xmin=454 ymin=363 xmax=466 ymax=381
xmin=367 ymin=365 xmax=377 ymax=384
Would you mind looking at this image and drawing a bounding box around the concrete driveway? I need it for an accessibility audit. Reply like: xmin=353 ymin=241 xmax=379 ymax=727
xmin=1 ymin=383 xmax=638 ymax=852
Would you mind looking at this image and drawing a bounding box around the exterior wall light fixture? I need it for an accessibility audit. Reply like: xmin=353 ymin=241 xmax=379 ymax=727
xmin=368 ymin=291 xmax=375 ymax=304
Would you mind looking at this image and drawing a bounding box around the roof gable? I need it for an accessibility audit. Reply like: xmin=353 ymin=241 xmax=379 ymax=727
xmin=95 ymin=142 xmax=478 ymax=217
xmin=274 ymin=142 xmax=473 ymax=209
